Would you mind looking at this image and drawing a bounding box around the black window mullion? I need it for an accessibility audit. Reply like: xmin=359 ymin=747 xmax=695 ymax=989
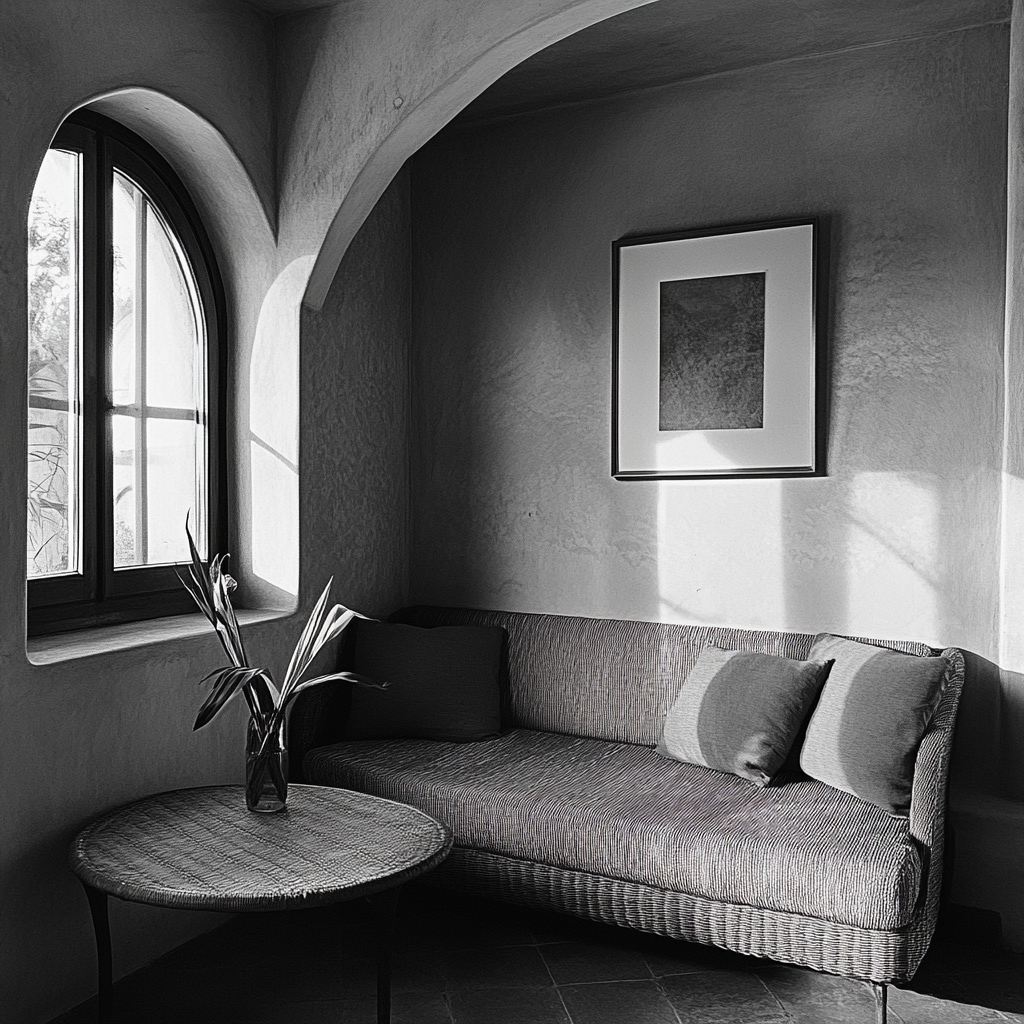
xmin=134 ymin=192 xmax=148 ymax=564
xmin=95 ymin=132 xmax=114 ymax=603
xmin=80 ymin=125 xmax=102 ymax=603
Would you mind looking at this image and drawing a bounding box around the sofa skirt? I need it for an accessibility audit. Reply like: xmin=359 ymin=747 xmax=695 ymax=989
xmin=426 ymin=846 xmax=934 ymax=985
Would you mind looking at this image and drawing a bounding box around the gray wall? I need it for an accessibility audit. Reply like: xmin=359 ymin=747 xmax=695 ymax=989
xmin=411 ymin=23 xmax=1020 ymax=928
xmin=0 ymin=5 xmax=418 ymax=1021
xmin=300 ymin=165 xmax=413 ymax=619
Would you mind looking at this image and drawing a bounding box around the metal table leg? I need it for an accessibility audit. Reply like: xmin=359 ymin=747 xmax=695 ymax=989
xmin=83 ymin=884 xmax=112 ymax=1024
xmin=367 ymin=886 xmax=402 ymax=1024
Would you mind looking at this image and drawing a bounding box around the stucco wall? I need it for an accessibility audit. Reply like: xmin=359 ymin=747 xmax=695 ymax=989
xmin=299 ymin=165 xmax=412 ymax=619
xmin=0 ymin=2 xmax=687 ymax=1019
xmin=410 ymin=23 xmax=1020 ymax=933
xmin=0 ymin=4 xmax=286 ymax=1022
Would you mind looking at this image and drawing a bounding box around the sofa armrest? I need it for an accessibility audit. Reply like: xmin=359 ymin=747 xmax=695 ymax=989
xmin=909 ymin=647 xmax=966 ymax=850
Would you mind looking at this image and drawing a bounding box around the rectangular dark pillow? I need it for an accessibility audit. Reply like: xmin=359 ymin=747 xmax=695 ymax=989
xmin=657 ymin=645 xmax=832 ymax=786
xmin=344 ymin=620 xmax=504 ymax=741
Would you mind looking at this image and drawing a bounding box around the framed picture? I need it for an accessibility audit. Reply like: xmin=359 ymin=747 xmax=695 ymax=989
xmin=612 ymin=218 xmax=827 ymax=479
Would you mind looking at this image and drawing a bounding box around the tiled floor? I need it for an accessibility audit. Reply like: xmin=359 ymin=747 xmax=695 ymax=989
xmin=50 ymin=886 xmax=1022 ymax=1024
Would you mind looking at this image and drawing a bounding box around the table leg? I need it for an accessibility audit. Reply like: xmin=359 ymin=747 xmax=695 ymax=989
xmin=83 ymin=884 xmax=112 ymax=1024
xmin=367 ymin=886 xmax=402 ymax=1024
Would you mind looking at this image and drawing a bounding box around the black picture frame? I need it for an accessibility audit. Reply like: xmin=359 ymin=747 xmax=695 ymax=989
xmin=612 ymin=217 xmax=828 ymax=480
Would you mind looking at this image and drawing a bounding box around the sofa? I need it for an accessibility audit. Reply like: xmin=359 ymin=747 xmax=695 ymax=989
xmin=289 ymin=606 xmax=965 ymax=1023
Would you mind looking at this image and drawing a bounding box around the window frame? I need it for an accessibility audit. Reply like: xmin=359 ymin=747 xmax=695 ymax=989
xmin=28 ymin=111 xmax=227 ymax=636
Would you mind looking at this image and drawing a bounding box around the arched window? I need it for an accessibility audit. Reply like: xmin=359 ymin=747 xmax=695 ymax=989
xmin=27 ymin=112 xmax=225 ymax=635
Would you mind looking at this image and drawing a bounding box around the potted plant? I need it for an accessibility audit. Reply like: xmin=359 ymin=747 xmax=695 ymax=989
xmin=180 ymin=523 xmax=381 ymax=812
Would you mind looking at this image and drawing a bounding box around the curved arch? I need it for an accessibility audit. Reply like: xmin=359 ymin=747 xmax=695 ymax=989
xmin=62 ymin=89 xmax=284 ymax=604
xmin=81 ymin=88 xmax=275 ymax=276
xmin=302 ymin=0 xmax=660 ymax=311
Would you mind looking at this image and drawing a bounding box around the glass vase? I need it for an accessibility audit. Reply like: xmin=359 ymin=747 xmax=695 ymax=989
xmin=245 ymin=716 xmax=288 ymax=813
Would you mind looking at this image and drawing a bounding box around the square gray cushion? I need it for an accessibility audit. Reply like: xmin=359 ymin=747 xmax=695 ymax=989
xmin=799 ymin=634 xmax=948 ymax=815
xmin=344 ymin=621 xmax=504 ymax=741
xmin=657 ymin=645 xmax=832 ymax=786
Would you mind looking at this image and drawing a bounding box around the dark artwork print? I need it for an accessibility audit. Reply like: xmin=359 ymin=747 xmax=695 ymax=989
xmin=659 ymin=271 xmax=766 ymax=431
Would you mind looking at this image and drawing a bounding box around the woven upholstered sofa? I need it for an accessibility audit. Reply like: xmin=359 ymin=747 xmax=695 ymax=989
xmin=290 ymin=607 xmax=965 ymax=1023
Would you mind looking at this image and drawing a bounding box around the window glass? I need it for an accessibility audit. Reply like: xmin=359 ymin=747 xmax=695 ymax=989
xmin=27 ymin=148 xmax=81 ymax=579
xmin=111 ymin=171 xmax=137 ymax=407
xmin=110 ymin=170 xmax=207 ymax=569
xmin=26 ymin=113 xmax=221 ymax=635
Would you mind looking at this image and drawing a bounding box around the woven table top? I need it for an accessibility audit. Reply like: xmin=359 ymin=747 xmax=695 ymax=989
xmin=69 ymin=785 xmax=452 ymax=912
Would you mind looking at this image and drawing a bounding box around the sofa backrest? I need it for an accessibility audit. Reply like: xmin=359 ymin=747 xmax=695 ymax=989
xmin=395 ymin=606 xmax=938 ymax=746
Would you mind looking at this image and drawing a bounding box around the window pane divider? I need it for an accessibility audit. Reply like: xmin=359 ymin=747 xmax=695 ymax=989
xmin=108 ymin=404 xmax=197 ymax=421
xmin=133 ymin=193 xmax=148 ymax=565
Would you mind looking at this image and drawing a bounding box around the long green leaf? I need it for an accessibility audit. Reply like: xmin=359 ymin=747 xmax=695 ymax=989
xmin=284 ymin=670 xmax=387 ymax=705
xmin=177 ymin=567 xmax=217 ymax=628
xmin=280 ymin=578 xmax=334 ymax=694
xmin=216 ymin=556 xmax=246 ymax=663
xmin=182 ymin=517 xmax=238 ymax=667
xmin=310 ymin=606 xmax=355 ymax=660
xmin=194 ymin=666 xmax=264 ymax=730
xmin=185 ymin=514 xmax=214 ymax=612
xmin=248 ymin=671 xmax=278 ymax=717
xmin=210 ymin=555 xmax=244 ymax=666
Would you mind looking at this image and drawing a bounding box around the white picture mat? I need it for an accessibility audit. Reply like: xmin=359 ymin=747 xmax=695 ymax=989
xmin=617 ymin=223 xmax=816 ymax=475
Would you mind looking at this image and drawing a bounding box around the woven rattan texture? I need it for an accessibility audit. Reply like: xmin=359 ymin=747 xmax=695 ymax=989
xmin=416 ymin=647 xmax=967 ymax=987
xmin=69 ymin=785 xmax=451 ymax=912
xmin=432 ymin=847 xmax=928 ymax=985
xmin=305 ymin=728 xmax=923 ymax=931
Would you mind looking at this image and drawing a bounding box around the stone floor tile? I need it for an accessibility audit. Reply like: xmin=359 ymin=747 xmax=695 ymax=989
xmin=390 ymin=947 xmax=450 ymax=993
xmin=445 ymin=944 xmax=554 ymax=990
xmin=951 ymin=972 xmax=1024 ymax=1016
xmin=539 ymin=940 xmax=653 ymax=985
xmin=399 ymin=896 xmax=536 ymax=951
xmin=660 ymin=969 xmax=787 ymax=1023
xmin=643 ymin=938 xmax=764 ymax=978
xmin=340 ymin=989 xmax=453 ymax=1024
xmin=888 ymin=984 xmax=1009 ymax=1024
xmin=918 ymin=942 xmax=1024 ymax=977
xmin=44 ymin=890 xmax=1021 ymax=1024
xmin=449 ymin=985 xmax=571 ymax=1024
xmin=757 ymin=963 xmax=881 ymax=1023
xmin=559 ymin=980 xmax=680 ymax=1024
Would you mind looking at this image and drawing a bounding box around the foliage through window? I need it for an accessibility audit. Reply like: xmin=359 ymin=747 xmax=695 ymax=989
xmin=27 ymin=113 xmax=224 ymax=635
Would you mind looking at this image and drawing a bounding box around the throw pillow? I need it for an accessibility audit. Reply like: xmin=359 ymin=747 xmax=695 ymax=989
xmin=798 ymin=634 xmax=948 ymax=815
xmin=657 ymin=646 xmax=833 ymax=786
xmin=344 ymin=620 xmax=505 ymax=741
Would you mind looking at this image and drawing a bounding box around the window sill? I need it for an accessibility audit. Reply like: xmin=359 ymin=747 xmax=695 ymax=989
xmin=26 ymin=607 xmax=289 ymax=666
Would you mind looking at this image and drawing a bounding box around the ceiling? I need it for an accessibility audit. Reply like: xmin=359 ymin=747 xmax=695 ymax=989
xmin=453 ymin=0 xmax=1010 ymax=126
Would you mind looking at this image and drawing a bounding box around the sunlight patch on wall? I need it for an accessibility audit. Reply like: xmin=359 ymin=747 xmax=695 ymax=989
xmin=657 ymin=479 xmax=783 ymax=627
xmin=846 ymin=472 xmax=938 ymax=641
xmin=249 ymin=257 xmax=312 ymax=596
xmin=1000 ymin=471 xmax=1024 ymax=671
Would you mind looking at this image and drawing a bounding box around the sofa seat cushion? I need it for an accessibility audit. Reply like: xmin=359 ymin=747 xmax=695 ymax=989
xmin=304 ymin=728 xmax=923 ymax=931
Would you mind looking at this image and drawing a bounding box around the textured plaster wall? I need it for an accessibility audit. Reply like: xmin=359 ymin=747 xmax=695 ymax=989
xmin=273 ymin=0 xmax=661 ymax=308
xmin=411 ymin=26 xmax=1021 ymax=937
xmin=298 ymin=166 xmax=412 ymax=619
xmin=0 ymin=4 xmax=283 ymax=1023
xmin=0 ymin=2 xmax=692 ymax=1019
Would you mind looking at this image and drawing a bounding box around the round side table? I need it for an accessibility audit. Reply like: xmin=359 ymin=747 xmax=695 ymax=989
xmin=69 ymin=784 xmax=452 ymax=1023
